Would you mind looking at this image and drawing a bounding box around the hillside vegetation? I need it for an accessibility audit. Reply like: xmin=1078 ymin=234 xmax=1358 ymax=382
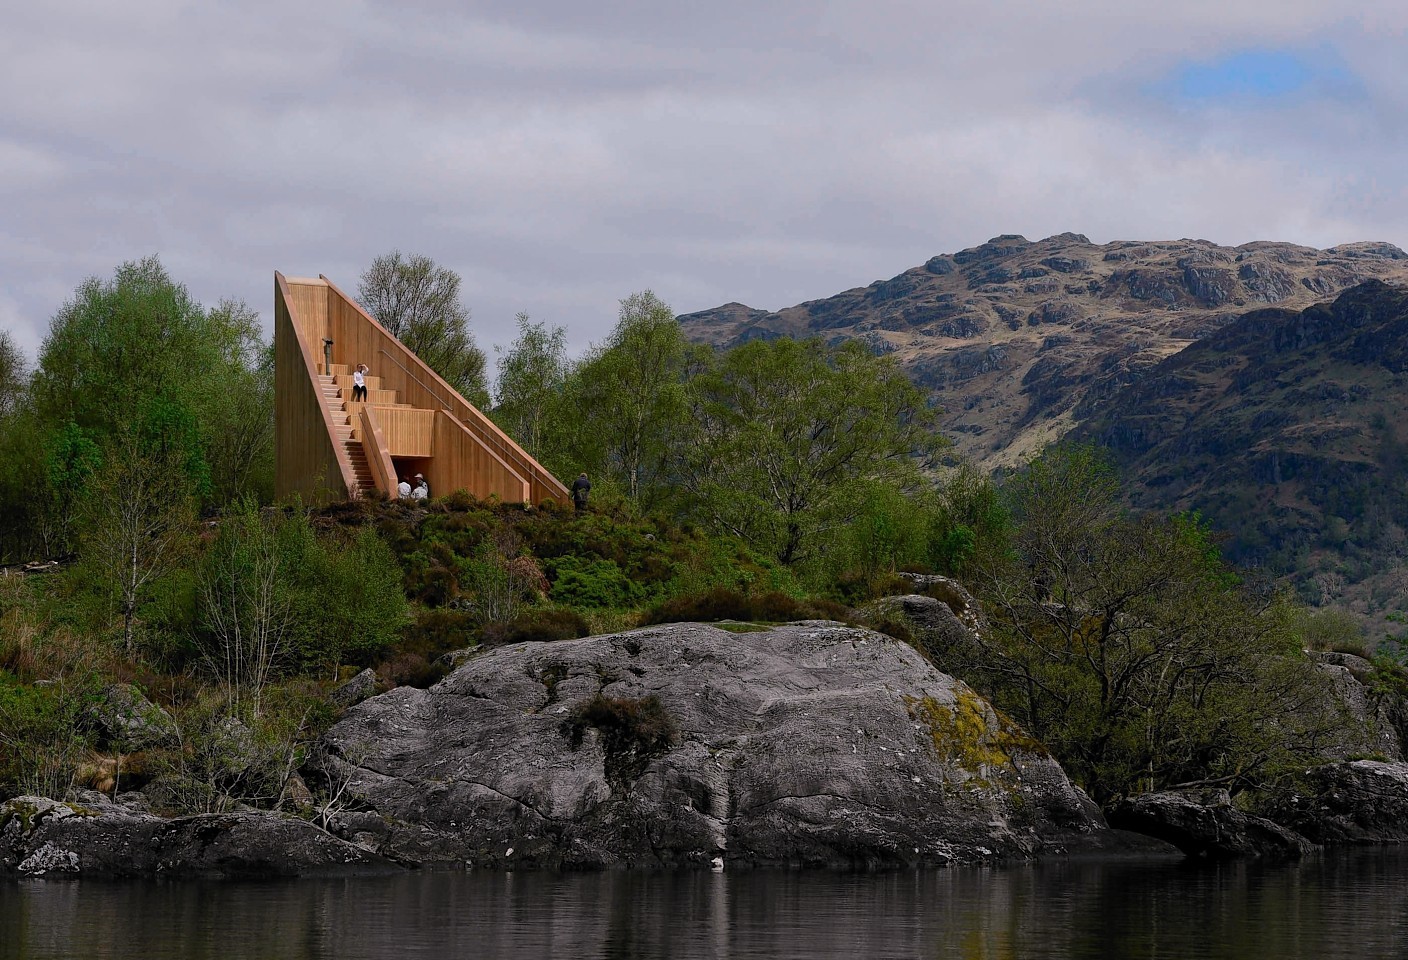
xmin=1 ymin=252 xmax=1403 ymax=822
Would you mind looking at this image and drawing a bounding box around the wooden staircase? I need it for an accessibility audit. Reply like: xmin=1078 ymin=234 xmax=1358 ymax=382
xmin=319 ymin=370 xmax=377 ymax=497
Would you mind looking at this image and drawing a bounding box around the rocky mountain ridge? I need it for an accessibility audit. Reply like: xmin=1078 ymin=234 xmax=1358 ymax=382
xmin=679 ymin=234 xmax=1408 ymax=468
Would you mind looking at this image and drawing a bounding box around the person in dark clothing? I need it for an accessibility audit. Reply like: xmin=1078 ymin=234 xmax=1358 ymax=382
xmin=570 ymin=473 xmax=590 ymax=512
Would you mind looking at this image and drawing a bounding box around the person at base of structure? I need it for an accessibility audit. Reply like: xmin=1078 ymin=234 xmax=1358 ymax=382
xmin=397 ymin=475 xmax=412 ymax=499
xmin=570 ymin=473 xmax=590 ymax=512
xmin=352 ymin=363 xmax=368 ymax=402
xmin=412 ymin=474 xmax=429 ymax=500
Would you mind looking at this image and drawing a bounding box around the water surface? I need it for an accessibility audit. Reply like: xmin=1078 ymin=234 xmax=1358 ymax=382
xmin=5 ymin=850 xmax=1408 ymax=959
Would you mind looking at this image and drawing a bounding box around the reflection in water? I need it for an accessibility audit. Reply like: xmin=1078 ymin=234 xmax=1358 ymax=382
xmin=6 ymin=850 xmax=1408 ymax=959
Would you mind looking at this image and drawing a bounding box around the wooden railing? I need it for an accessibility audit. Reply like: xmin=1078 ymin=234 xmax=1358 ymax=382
xmin=360 ymin=405 xmax=396 ymax=496
xmin=375 ymin=348 xmax=509 ymax=457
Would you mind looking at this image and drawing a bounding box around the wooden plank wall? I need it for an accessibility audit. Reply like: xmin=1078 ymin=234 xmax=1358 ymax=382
xmin=359 ymin=406 xmax=396 ymax=496
xmin=430 ymin=411 xmax=530 ymax=503
xmin=274 ymin=274 xmax=353 ymax=504
xmin=376 ymin=407 xmax=435 ymax=457
xmin=318 ymin=277 xmax=569 ymax=504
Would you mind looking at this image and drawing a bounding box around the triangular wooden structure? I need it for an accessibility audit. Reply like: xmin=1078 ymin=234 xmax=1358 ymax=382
xmin=274 ymin=272 xmax=569 ymax=505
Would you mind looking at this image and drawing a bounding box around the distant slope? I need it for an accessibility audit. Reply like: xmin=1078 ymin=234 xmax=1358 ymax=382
xmin=1074 ymin=280 xmax=1408 ymax=618
xmin=679 ymin=234 xmax=1408 ymax=469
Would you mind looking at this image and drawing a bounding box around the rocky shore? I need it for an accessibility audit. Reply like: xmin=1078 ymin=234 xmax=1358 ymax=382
xmin=6 ymin=605 xmax=1408 ymax=879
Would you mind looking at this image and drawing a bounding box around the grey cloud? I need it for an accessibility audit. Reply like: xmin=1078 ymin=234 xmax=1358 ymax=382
xmin=2 ymin=1 xmax=1407 ymax=368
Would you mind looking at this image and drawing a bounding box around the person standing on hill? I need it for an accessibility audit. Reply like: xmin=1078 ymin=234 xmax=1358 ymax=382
xmin=398 ymin=475 xmax=412 ymax=499
xmin=571 ymin=473 xmax=590 ymax=512
xmin=352 ymin=363 xmax=368 ymax=402
xmin=412 ymin=474 xmax=429 ymax=500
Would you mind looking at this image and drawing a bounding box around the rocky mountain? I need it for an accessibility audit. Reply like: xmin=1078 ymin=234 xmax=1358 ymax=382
xmin=679 ymin=234 xmax=1408 ymax=469
xmin=1074 ymin=280 xmax=1408 ymax=618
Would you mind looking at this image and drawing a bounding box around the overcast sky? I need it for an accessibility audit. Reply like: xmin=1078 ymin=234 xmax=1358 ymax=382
xmin=3 ymin=1 xmax=1406 ymax=371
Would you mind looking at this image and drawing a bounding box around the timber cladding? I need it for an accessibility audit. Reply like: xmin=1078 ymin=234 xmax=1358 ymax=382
xmin=274 ymin=271 xmax=568 ymax=506
xmin=275 ymin=274 xmax=352 ymax=504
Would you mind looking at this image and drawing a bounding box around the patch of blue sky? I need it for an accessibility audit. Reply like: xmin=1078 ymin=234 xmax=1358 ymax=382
xmin=1149 ymin=47 xmax=1363 ymax=105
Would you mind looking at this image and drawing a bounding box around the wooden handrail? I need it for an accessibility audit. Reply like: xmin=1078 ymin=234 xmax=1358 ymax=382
xmin=360 ymin=405 xmax=396 ymax=496
xmin=377 ymin=347 xmax=540 ymax=487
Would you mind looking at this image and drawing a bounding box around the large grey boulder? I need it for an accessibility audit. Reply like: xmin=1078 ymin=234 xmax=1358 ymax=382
xmin=315 ymin=621 xmax=1108 ymax=870
xmin=0 ymin=795 xmax=396 ymax=880
xmin=1264 ymin=760 xmax=1408 ymax=844
xmin=866 ymin=593 xmax=978 ymax=668
xmin=1311 ymin=653 xmax=1403 ymax=761
xmin=87 ymin=683 xmax=178 ymax=750
xmin=1105 ymin=789 xmax=1315 ymax=861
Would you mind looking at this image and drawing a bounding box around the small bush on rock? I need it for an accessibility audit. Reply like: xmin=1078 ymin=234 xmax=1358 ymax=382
xmin=564 ymin=693 xmax=677 ymax=788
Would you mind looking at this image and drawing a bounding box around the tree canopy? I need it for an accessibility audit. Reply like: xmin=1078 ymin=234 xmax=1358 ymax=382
xmin=357 ymin=251 xmax=489 ymax=408
xmin=681 ymin=337 xmax=942 ymax=565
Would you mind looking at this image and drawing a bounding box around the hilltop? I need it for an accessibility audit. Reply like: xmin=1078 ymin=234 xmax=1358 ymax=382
xmin=679 ymin=234 xmax=1408 ymax=468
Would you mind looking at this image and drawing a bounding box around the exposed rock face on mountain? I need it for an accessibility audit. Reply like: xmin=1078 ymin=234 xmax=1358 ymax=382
xmin=679 ymin=235 xmax=1408 ymax=468
xmin=315 ymin=621 xmax=1110 ymax=869
xmin=1073 ymin=281 xmax=1408 ymax=597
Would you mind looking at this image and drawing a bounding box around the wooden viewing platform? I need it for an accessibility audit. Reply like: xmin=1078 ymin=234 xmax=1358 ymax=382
xmin=274 ymin=272 xmax=569 ymax=505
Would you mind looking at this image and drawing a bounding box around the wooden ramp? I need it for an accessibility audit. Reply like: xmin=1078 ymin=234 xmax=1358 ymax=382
xmin=275 ymin=273 xmax=569 ymax=506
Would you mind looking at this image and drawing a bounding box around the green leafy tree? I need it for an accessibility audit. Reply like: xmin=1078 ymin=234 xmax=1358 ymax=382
xmin=30 ymin=259 xmax=271 ymax=513
xmin=558 ymin=291 xmax=694 ymax=505
xmin=357 ymin=251 xmax=490 ymax=407
xmin=80 ymin=426 xmax=196 ymax=652
xmin=202 ymin=300 xmax=275 ymax=503
xmin=41 ymin=421 xmax=102 ymax=556
xmin=492 ymin=313 xmax=567 ymax=462
xmin=297 ymin=526 xmax=410 ymax=675
xmin=33 ymin=257 xmax=210 ymax=436
xmin=956 ymin=445 xmax=1342 ymax=803
xmin=681 ymin=337 xmax=943 ymax=565
xmin=0 ymin=331 xmax=25 ymax=420
xmin=197 ymin=499 xmax=301 ymax=716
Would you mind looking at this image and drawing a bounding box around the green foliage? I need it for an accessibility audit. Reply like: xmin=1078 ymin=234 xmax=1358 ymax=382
xmin=1294 ymin=606 xmax=1368 ymax=656
xmin=28 ymin=258 xmax=268 ymax=517
xmin=554 ymin=291 xmax=693 ymax=505
xmin=929 ymin=460 xmax=1010 ymax=575
xmin=0 ymin=671 xmax=99 ymax=800
xmin=954 ymin=445 xmax=1342 ymax=803
xmin=151 ymin=686 xmax=324 ymax=814
xmin=482 ymin=608 xmax=590 ymax=646
xmin=641 ymin=587 xmax=849 ymax=626
xmin=41 ymin=420 xmax=103 ymax=555
xmin=492 ymin=313 xmax=568 ymax=463
xmin=547 ymin=556 xmax=645 ymax=609
xmin=680 ymin=336 xmax=943 ymax=565
xmin=357 ymin=251 xmax=490 ymax=407
xmin=300 ymin=526 xmax=412 ymax=671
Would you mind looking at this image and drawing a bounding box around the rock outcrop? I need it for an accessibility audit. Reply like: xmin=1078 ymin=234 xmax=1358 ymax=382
xmin=1105 ymin=790 xmax=1315 ymax=861
xmin=315 ymin=621 xmax=1108 ymax=869
xmin=0 ymin=794 xmax=395 ymax=879
xmin=1262 ymin=760 xmax=1408 ymax=845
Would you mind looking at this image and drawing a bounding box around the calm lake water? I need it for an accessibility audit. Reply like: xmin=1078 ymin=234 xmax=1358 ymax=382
xmin=5 ymin=850 xmax=1408 ymax=959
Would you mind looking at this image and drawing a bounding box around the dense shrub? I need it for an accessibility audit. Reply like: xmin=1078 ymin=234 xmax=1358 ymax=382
xmin=399 ymin=608 xmax=477 ymax=661
xmin=0 ymin=672 xmax=97 ymax=800
xmin=481 ymin=608 xmax=590 ymax=646
xmin=641 ymin=587 xmax=850 ymax=625
xmin=547 ymin=556 xmax=645 ymax=609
